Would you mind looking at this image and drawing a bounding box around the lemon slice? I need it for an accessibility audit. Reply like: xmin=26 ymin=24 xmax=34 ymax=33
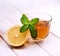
xmin=6 ymin=25 xmax=28 ymax=47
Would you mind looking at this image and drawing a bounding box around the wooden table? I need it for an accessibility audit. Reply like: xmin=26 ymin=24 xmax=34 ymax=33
xmin=0 ymin=0 xmax=60 ymax=56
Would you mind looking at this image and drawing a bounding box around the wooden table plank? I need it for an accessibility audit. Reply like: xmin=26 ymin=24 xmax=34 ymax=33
xmin=0 ymin=7 xmax=22 ymax=25
xmin=0 ymin=37 xmax=16 ymax=56
xmin=37 ymin=32 xmax=60 ymax=56
xmin=13 ymin=42 xmax=50 ymax=56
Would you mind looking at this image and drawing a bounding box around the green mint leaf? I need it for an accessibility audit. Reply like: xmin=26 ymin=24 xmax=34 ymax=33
xmin=20 ymin=24 xmax=29 ymax=33
xmin=20 ymin=14 xmax=29 ymax=24
xmin=30 ymin=18 xmax=39 ymax=25
xmin=28 ymin=25 xmax=37 ymax=39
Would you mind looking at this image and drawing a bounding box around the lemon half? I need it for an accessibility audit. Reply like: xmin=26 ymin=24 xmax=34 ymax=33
xmin=7 ymin=25 xmax=28 ymax=47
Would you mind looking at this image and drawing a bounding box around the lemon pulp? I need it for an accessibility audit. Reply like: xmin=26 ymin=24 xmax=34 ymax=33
xmin=7 ymin=25 xmax=27 ymax=47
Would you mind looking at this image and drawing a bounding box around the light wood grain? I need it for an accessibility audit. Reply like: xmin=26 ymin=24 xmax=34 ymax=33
xmin=0 ymin=37 xmax=16 ymax=56
xmin=0 ymin=4 xmax=60 ymax=56
xmin=38 ymin=32 xmax=60 ymax=56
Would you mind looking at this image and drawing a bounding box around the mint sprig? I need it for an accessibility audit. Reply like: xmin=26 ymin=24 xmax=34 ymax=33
xmin=20 ymin=14 xmax=39 ymax=39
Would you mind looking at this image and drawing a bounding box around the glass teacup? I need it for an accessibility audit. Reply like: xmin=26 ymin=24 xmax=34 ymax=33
xmin=25 ymin=12 xmax=52 ymax=42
